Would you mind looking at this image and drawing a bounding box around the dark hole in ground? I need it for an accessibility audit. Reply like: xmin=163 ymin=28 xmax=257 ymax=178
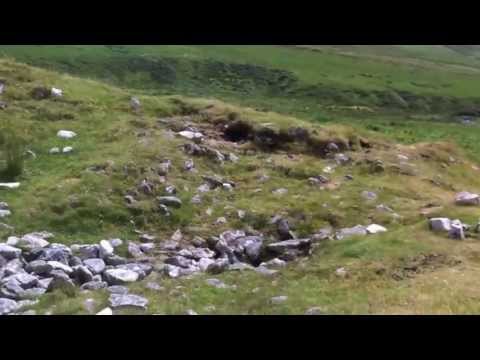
xmin=223 ymin=120 xmax=254 ymax=142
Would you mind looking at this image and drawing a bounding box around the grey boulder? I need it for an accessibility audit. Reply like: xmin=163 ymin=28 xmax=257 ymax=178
xmin=83 ymin=258 xmax=106 ymax=275
xmin=0 ymin=298 xmax=18 ymax=315
xmin=0 ymin=244 xmax=21 ymax=260
xmin=103 ymin=269 xmax=139 ymax=285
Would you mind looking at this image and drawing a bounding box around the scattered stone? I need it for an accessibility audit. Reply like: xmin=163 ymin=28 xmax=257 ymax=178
xmin=165 ymin=185 xmax=177 ymax=194
xmin=272 ymin=188 xmax=288 ymax=196
xmin=205 ymin=278 xmax=229 ymax=289
xmin=305 ymin=307 xmax=326 ymax=315
xmin=0 ymin=298 xmax=18 ymax=315
xmin=172 ymin=230 xmax=183 ymax=242
xmin=198 ymin=258 xmax=215 ymax=272
xmin=455 ymin=192 xmax=480 ymax=206
xmin=51 ymin=88 xmax=63 ymax=98
xmin=267 ymin=239 xmax=311 ymax=254
xmin=104 ymin=255 xmax=127 ymax=266
xmin=191 ymin=195 xmax=202 ymax=204
xmin=4 ymin=258 xmax=23 ymax=276
xmin=73 ymin=265 xmax=94 ymax=284
xmin=83 ymin=258 xmax=106 ymax=275
xmin=139 ymin=234 xmax=155 ymax=243
xmin=26 ymin=260 xmax=53 ymax=276
xmin=178 ymin=130 xmax=204 ymax=141
xmin=47 ymin=272 xmax=75 ymax=294
xmin=165 ymin=256 xmax=193 ymax=269
xmin=228 ymin=153 xmax=239 ymax=162
xmin=124 ymin=195 xmax=136 ymax=205
xmin=361 ymin=191 xmax=378 ymax=201
xmin=57 ymin=130 xmax=77 ymax=139
xmin=15 ymin=233 xmax=50 ymax=250
xmin=184 ymin=159 xmax=195 ymax=171
xmin=0 ymin=183 xmax=20 ymax=189
xmin=62 ymin=147 xmax=73 ymax=154
xmin=49 ymin=147 xmax=61 ymax=154
xmin=96 ymin=307 xmax=113 ymax=315
xmin=228 ymin=262 xmax=255 ymax=271
xmin=376 ymin=204 xmax=394 ymax=213
xmin=185 ymin=309 xmax=198 ymax=315
xmin=335 ymin=267 xmax=348 ymax=278
xmin=0 ymin=101 xmax=5 ymax=110
xmin=158 ymin=204 xmax=171 ymax=216
xmin=37 ymin=278 xmax=53 ymax=290
xmin=99 ymin=240 xmax=114 ymax=258
xmin=215 ymin=217 xmax=227 ymax=225
xmin=157 ymin=196 xmax=182 ymax=208
xmin=104 ymin=269 xmax=139 ymax=285
xmin=260 ymin=258 xmax=287 ymax=268
xmin=140 ymin=243 xmax=155 ymax=254
xmin=429 ymin=218 xmax=451 ymax=232
xmin=127 ymin=242 xmax=144 ymax=259
xmin=326 ymin=143 xmax=340 ymax=153
xmin=449 ymin=220 xmax=465 ymax=240
xmin=145 ymin=282 xmax=163 ymax=291
xmin=83 ymin=281 xmax=106 ymax=293
xmin=276 ymin=218 xmax=294 ymax=241
xmin=130 ymin=97 xmax=141 ymax=111
xmin=107 ymin=286 xmax=129 ymax=295
xmin=0 ymin=244 xmax=21 ymax=260
xmin=0 ymin=209 xmax=11 ymax=218
xmin=109 ymin=294 xmax=148 ymax=311
xmin=207 ymin=258 xmax=230 ymax=275
xmin=335 ymin=225 xmax=368 ymax=240
xmin=366 ymin=224 xmax=388 ymax=234
xmin=323 ymin=166 xmax=335 ymax=174
xmin=76 ymin=245 xmax=100 ymax=260
xmin=344 ymin=174 xmax=354 ymax=181
xmin=270 ymin=296 xmax=288 ymax=305
xmin=311 ymin=228 xmax=333 ymax=242
xmin=334 ymin=153 xmax=350 ymax=165
xmin=255 ymin=266 xmax=278 ymax=276
xmin=47 ymin=261 xmax=73 ymax=275
xmin=83 ymin=298 xmax=97 ymax=314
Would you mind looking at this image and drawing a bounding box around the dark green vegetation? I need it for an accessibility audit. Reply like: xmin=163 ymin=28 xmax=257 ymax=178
xmin=2 ymin=46 xmax=480 ymax=314
xmin=3 ymin=45 xmax=480 ymax=118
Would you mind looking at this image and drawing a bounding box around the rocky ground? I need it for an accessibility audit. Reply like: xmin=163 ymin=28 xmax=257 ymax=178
xmin=2 ymin=59 xmax=480 ymax=315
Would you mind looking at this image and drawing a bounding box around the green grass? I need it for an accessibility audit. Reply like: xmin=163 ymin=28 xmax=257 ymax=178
xmin=3 ymin=49 xmax=480 ymax=314
xmin=3 ymin=45 xmax=480 ymax=122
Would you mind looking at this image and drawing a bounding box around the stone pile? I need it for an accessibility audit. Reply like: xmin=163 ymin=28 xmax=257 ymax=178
xmin=0 ymin=232 xmax=153 ymax=315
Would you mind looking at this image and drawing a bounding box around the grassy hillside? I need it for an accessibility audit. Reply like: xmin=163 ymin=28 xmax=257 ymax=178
xmin=3 ymin=45 xmax=480 ymax=122
xmin=2 ymin=58 xmax=480 ymax=314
